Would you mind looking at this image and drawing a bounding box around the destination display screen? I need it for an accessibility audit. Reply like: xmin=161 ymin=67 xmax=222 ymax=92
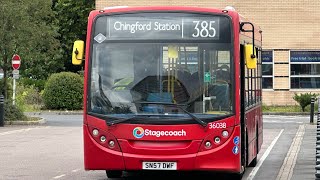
xmin=93 ymin=13 xmax=231 ymax=41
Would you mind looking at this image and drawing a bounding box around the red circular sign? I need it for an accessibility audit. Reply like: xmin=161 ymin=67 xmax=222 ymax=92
xmin=12 ymin=54 xmax=21 ymax=70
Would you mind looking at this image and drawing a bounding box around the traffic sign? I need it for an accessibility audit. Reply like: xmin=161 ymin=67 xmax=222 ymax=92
xmin=12 ymin=69 xmax=19 ymax=79
xmin=12 ymin=54 xmax=21 ymax=70
xmin=13 ymin=74 xmax=19 ymax=79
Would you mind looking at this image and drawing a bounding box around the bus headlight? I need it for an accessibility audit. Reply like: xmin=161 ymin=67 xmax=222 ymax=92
xmin=88 ymin=126 xmax=121 ymax=152
xmin=92 ymin=129 xmax=99 ymax=136
xmin=222 ymin=130 xmax=229 ymax=138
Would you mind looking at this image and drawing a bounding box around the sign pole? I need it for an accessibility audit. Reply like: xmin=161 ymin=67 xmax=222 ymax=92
xmin=13 ymin=78 xmax=16 ymax=105
xmin=11 ymin=54 xmax=21 ymax=106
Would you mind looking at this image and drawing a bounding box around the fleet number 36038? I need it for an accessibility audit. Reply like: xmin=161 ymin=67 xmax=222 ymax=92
xmin=209 ymin=122 xmax=227 ymax=129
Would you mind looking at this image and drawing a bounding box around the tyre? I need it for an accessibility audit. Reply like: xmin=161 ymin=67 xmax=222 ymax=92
xmin=231 ymin=172 xmax=243 ymax=180
xmin=248 ymin=156 xmax=257 ymax=167
xmin=106 ymin=170 xmax=122 ymax=178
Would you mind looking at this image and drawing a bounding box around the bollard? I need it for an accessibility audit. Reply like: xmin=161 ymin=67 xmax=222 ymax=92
xmin=317 ymin=97 xmax=320 ymax=179
xmin=318 ymin=96 xmax=320 ymax=120
xmin=311 ymin=97 xmax=315 ymax=124
xmin=0 ymin=95 xmax=4 ymax=127
xmin=316 ymin=165 xmax=320 ymax=178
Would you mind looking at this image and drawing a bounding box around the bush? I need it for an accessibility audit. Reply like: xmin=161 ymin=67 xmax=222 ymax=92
xmin=4 ymin=100 xmax=27 ymax=122
xmin=19 ymin=77 xmax=46 ymax=91
xmin=42 ymin=72 xmax=83 ymax=110
xmin=293 ymin=92 xmax=317 ymax=112
xmin=16 ymin=83 xmax=43 ymax=111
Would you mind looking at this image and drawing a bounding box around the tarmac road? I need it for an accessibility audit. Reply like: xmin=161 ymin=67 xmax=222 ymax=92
xmin=0 ymin=114 xmax=315 ymax=180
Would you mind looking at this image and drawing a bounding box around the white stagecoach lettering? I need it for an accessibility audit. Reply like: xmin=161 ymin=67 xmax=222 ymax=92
xmin=144 ymin=129 xmax=186 ymax=137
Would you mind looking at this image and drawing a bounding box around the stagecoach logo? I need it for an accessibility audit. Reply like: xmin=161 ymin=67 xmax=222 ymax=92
xmin=133 ymin=127 xmax=145 ymax=138
xmin=132 ymin=127 xmax=187 ymax=138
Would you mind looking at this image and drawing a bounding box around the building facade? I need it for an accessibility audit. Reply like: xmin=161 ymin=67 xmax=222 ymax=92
xmin=96 ymin=0 xmax=320 ymax=106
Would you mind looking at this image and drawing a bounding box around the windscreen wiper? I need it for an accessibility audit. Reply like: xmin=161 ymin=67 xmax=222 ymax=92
xmin=106 ymin=115 xmax=138 ymax=126
xmin=137 ymin=102 xmax=207 ymax=127
xmin=89 ymin=112 xmax=139 ymax=126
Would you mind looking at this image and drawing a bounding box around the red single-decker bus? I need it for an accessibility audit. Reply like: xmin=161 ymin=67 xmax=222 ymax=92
xmin=72 ymin=6 xmax=263 ymax=179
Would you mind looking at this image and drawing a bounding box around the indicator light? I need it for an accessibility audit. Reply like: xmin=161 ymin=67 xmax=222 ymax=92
xmin=205 ymin=141 xmax=212 ymax=148
xmin=100 ymin=136 xmax=106 ymax=142
xmin=108 ymin=140 xmax=115 ymax=148
xmin=214 ymin=137 xmax=221 ymax=144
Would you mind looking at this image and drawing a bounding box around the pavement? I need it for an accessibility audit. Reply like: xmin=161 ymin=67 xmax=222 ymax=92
xmin=291 ymin=123 xmax=316 ymax=180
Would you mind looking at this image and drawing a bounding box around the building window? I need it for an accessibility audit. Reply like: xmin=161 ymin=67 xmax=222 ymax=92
xmin=290 ymin=51 xmax=320 ymax=89
xmin=262 ymin=50 xmax=273 ymax=89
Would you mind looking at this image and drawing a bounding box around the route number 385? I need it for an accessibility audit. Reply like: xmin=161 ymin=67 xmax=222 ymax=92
xmin=192 ymin=21 xmax=216 ymax=38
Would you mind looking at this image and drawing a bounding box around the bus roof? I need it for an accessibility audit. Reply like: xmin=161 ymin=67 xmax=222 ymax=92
xmin=93 ymin=6 xmax=262 ymax=42
xmin=97 ymin=6 xmax=236 ymax=15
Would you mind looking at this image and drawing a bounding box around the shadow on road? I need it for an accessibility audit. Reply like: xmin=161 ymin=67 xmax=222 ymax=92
xmin=108 ymin=171 xmax=241 ymax=180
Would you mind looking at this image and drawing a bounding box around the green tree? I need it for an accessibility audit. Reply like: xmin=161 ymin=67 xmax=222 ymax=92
xmin=0 ymin=0 xmax=63 ymax=99
xmin=52 ymin=0 xmax=95 ymax=72
xmin=293 ymin=92 xmax=317 ymax=112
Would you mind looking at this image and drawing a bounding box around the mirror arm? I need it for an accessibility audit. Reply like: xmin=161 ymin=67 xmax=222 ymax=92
xmin=74 ymin=48 xmax=79 ymax=55
xmin=74 ymin=48 xmax=85 ymax=61
xmin=240 ymin=22 xmax=255 ymax=58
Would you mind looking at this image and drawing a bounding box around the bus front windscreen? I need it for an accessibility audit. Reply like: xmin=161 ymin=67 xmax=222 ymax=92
xmin=89 ymin=13 xmax=234 ymax=125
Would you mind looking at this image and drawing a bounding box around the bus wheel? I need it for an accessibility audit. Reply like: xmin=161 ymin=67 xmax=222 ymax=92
xmin=248 ymin=156 xmax=257 ymax=167
xmin=231 ymin=172 xmax=243 ymax=180
xmin=106 ymin=170 xmax=122 ymax=178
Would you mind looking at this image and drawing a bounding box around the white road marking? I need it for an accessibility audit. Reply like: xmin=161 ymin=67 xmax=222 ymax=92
xmin=51 ymin=168 xmax=81 ymax=179
xmin=53 ymin=174 xmax=66 ymax=179
xmin=264 ymin=120 xmax=303 ymax=124
xmin=72 ymin=169 xmax=81 ymax=173
xmin=0 ymin=127 xmax=49 ymax=136
xmin=247 ymin=129 xmax=284 ymax=180
xmin=276 ymin=125 xmax=305 ymax=180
